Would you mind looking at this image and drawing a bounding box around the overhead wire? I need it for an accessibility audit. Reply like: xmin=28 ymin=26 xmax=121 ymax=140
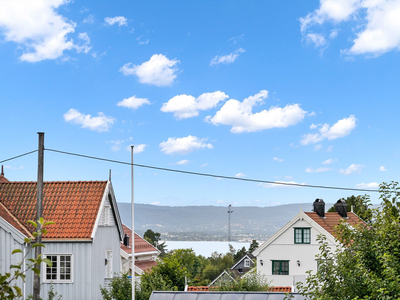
xmin=45 ymin=148 xmax=379 ymax=193
xmin=0 ymin=150 xmax=38 ymax=164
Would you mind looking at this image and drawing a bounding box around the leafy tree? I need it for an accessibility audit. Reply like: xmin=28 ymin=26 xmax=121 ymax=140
xmin=135 ymin=270 xmax=173 ymax=300
xmin=0 ymin=219 xmax=54 ymax=300
xmin=143 ymin=229 xmax=167 ymax=255
xmin=248 ymin=239 xmax=259 ymax=254
xmin=297 ymin=182 xmax=400 ymax=299
xmin=327 ymin=195 xmax=373 ymax=222
xmin=234 ymin=247 xmax=247 ymax=262
xmin=151 ymin=256 xmax=187 ymax=290
xmin=100 ymin=273 xmax=131 ymax=300
xmin=214 ymin=271 xmax=271 ymax=292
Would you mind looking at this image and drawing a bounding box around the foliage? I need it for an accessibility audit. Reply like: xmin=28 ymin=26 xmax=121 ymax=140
xmin=0 ymin=218 xmax=54 ymax=300
xmin=100 ymin=273 xmax=131 ymax=300
xmin=135 ymin=270 xmax=173 ymax=300
xmin=143 ymin=230 xmax=167 ymax=255
xmin=248 ymin=239 xmax=259 ymax=254
xmin=297 ymin=182 xmax=400 ymax=299
xmin=213 ymin=271 xmax=271 ymax=292
xmin=327 ymin=195 xmax=373 ymax=223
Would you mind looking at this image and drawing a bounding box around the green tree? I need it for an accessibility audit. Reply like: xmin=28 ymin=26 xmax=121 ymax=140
xmin=297 ymin=182 xmax=400 ymax=299
xmin=234 ymin=246 xmax=247 ymax=261
xmin=327 ymin=195 xmax=373 ymax=222
xmin=135 ymin=271 xmax=172 ymax=300
xmin=143 ymin=229 xmax=167 ymax=255
xmin=214 ymin=271 xmax=271 ymax=292
xmin=248 ymin=239 xmax=259 ymax=254
xmin=100 ymin=273 xmax=131 ymax=300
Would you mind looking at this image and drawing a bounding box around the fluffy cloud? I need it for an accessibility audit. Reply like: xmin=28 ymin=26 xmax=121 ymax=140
xmin=306 ymin=33 xmax=326 ymax=47
xmin=210 ymin=48 xmax=245 ymax=65
xmin=126 ymin=144 xmax=146 ymax=153
xmin=104 ymin=16 xmax=127 ymax=26
xmin=159 ymin=135 xmax=213 ymax=155
xmin=273 ymin=157 xmax=284 ymax=162
xmin=322 ymin=158 xmax=337 ymax=165
xmin=300 ymin=0 xmax=400 ymax=56
xmin=379 ymin=166 xmax=387 ymax=171
xmin=117 ymin=96 xmax=150 ymax=110
xmin=301 ymin=115 xmax=356 ymax=145
xmin=355 ymin=182 xmax=379 ymax=189
xmin=83 ymin=14 xmax=95 ymax=24
xmin=234 ymin=173 xmax=247 ymax=178
xmin=305 ymin=167 xmax=331 ymax=173
xmin=339 ymin=164 xmax=363 ymax=175
xmin=206 ymin=90 xmax=307 ymax=133
xmin=176 ymin=159 xmax=189 ymax=165
xmin=0 ymin=0 xmax=89 ymax=62
xmin=120 ymin=54 xmax=179 ymax=86
xmin=64 ymin=109 xmax=114 ymax=132
xmin=258 ymin=181 xmax=306 ymax=188
xmin=161 ymin=91 xmax=229 ymax=119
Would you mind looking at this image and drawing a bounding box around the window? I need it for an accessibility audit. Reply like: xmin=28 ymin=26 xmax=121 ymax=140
xmin=104 ymin=206 xmax=111 ymax=226
xmin=294 ymin=228 xmax=311 ymax=244
xmin=105 ymin=250 xmax=113 ymax=278
xmin=44 ymin=255 xmax=73 ymax=283
xmin=272 ymin=260 xmax=289 ymax=275
xmin=244 ymin=259 xmax=250 ymax=267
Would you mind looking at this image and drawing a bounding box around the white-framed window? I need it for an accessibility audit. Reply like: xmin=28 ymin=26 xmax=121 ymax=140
xmin=244 ymin=259 xmax=250 ymax=267
xmin=104 ymin=205 xmax=111 ymax=226
xmin=105 ymin=250 xmax=113 ymax=278
xmin=44 ymin=254 xmax=73 ymax=283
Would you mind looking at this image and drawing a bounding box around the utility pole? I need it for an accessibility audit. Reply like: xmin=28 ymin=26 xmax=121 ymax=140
xmin=131 ymin=146 xmax=135 ymax=300
xmin=33 ymin=132 xmax=44 ymax=300
xmin=228 ymin=204 xmax=233 ymax=242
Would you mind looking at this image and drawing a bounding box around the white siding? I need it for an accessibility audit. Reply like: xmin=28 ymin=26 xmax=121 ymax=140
xmin=99 ymin=196 xmax=116 ymax=227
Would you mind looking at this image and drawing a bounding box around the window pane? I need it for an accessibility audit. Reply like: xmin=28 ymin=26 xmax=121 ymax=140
xmin=303 ymin=229 xmax=311 ymax=243
xmin=281 ymin=261 xmax=289 ymax=275
xmin=294 ymin=229 xmax=302 ymax=243
xmin=272 ymin=261 xmax=280 ymax=275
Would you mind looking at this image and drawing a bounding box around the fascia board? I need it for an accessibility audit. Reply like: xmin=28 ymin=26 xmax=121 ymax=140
xmin=120 ymin=248 xmax=130 ymax=260
xmin=90 ymin=181 xmax=109 ymax=240
xmin=108 ymin=182 xmax=125 ymax=241
xmin=231 ymin=254 xmax=253 ymax=270
xmin=0 ymin=216 xmax=28 ymax=244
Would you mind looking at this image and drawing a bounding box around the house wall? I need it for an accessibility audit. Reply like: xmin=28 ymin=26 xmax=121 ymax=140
xmin=0 ymin=218 xmax=33 ymax=299
xmin=256 ymin=218 xmax=336 ymax=288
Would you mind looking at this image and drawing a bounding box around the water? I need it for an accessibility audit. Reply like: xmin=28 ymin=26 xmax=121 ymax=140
xmin=164 ymin=241 xmax=251 ymax=257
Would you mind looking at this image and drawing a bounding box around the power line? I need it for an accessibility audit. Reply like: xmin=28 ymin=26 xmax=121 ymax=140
xmin=45 ymin=148 xmax=379 ymax=193
xmin=0 ymin=150 xmax=38 ymax=164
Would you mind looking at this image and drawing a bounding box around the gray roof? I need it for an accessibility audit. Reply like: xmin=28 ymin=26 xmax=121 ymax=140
xmin=149 ymin=291 xmax=308 ymax=300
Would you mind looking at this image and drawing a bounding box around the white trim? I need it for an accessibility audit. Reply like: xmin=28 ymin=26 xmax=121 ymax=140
xmin=91 ymin=182 xmax=110 ymax=240
xmin=135 ymin=250 xmax=159 ymax=257
xmin=0 ymin=216 xmax=28 ymax=244
xmin=231 ymin=254 xmax=253 ymax=270
xmin=42 ymin=254 xmax=74 ymax=284
xmin=208 ymin=270 xmax=236 ymax=286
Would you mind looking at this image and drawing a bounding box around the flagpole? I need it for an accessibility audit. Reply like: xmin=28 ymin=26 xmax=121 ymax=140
xmin=131 ymin=146 xmax=135 ymax=300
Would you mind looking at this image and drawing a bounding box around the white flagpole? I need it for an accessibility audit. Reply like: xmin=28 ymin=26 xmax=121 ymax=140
xmin=131 ymin=146 xmax=135 ymax=300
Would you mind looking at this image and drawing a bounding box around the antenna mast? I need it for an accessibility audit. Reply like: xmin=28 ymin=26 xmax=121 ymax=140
xmin=228 ymin=204 xmax=233 ymax=242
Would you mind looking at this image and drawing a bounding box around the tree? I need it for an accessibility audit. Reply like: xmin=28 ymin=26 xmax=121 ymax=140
xmin=297 ymin=182 xmax=400 ymax=299
xmin=327 ymin=195 xmax=373 ymax=223
xmin=214 ymin=271 xmax=271 ymax=292
xmin=143 ymin=229 xmax=167 ymax=255
xmin=100 ymin=273 xmax=131 ymax=300
xmin=234 ymin=246 xmax=247 ymax=261
xmin=248 ymin=240 xmax=259 ymax=254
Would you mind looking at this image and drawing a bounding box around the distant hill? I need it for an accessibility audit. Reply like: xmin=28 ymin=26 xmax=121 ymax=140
xmin=117 ymin=202 xmax=333 ymax=242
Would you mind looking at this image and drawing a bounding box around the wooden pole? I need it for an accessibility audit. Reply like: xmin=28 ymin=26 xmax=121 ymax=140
xmin=33 ymin=132 xmax=44 ymax=300
xmin=131 ymin=146 xmax=135 ymax=300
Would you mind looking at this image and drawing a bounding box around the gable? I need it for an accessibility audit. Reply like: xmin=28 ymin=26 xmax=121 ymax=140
xmin=99 ymin=194 xmax=116 ymax=226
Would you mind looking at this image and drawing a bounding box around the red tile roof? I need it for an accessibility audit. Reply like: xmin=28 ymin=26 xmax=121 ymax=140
xmin=0 ymin=165 xmax=9 ymax=183
xmin=136 ymin=260 xmax=158 ymax=272
xmin=121 ymin=224 xmax=158 ymax=254
xmin=0 ymin=181 xmax=108 ymax=239
xmin=269 ymin=286 xmax=292 ymax=292
xmin=305 ymin=212 xmax=363 ymax=237
xmin=0 ymin=201 xmax=32 ymax=237
xmin=187 ymin=286 xmax=291 ymax=292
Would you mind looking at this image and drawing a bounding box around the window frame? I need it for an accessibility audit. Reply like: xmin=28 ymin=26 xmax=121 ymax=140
xmin=43 ymin=254 xmax=74 ymax=284
xmin=272 ymin=260 xmax=289 ymax=275
xmin=244 ymin=259 xmax=250 ymax=268
xmin=294 ymin=227 xmax=311 ymax=244
xmin=105 ymin=250 xmax=113 ymax=278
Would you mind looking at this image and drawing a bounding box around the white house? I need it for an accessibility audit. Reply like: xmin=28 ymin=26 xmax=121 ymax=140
xmin=120 ymin=224 xmax=159 ymax=278
xmin=252 ymin=199 xmax=363 ymax=291
xmin=0 ymin=169 xmax=124 ymax=300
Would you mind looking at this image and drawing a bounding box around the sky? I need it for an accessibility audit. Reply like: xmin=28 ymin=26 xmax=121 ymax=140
xmin=1 ymin=0 xmax=400 ymax=207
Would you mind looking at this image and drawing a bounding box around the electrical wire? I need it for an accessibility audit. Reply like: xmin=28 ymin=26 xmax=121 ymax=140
xmin=45 ymin=148 xmax=379 ymax=193
xmin=0 ymin=150 xmax=38 ymax=164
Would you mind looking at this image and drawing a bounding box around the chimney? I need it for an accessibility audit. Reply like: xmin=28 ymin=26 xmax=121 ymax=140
xmin=334 ymin=199 xmax=348 ymax=218
xmin=123 ymin=234 xmax=130 ymax=247
xmin=1 ymin=165 xmax=4 ymax=176
xmin=313 ymin=199 xmax=325 ymax=217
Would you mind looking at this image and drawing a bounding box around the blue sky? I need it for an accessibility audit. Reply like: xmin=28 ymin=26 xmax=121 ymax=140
xmin=1 ymin=0 xmax=400 ymax=207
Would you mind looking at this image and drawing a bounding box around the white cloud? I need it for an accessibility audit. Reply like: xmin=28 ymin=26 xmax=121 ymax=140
xmin=300 ymin=0 xmax=400 ymax=56
xmin=206 ymin=90 xmax=307 ymax=133
xmin=63 ymin=109 xmax=114 ymax=132
xmin=273 ymin=157 xmax=284 ymax=162
xmin=306 ymin=33 xmax=326 ymax=47
xmin=355 ymin=182 xmax=379 ymax=189
xmin=117 ymin=96 xmax=151 ymax=110
xmin=339 ymin=164 xmax=363 ymax=175
xmin=210 ymin=48 xmax=245 ymax=65
xmin=322 ymin=158 xmax=337 ymax=165
xmin=301 ymin=115 xmax=357 ymax=145
xmin=379 ymin=166 xmax=387 ymax=171
xmin=330 ymin=29 xmax=339 ymax=39
xmin=176 ymin=159 xmax=189 ymax=165
xmin=120 ymin=54 xmax=179 ymax=86
xmin=4 ymin=165 xmax=24 ymax=170
xmin=83 ymin=14 xmax=95 ymax=24
xmin=76 ymin=32 xmax=91 ymax=54
xmin=200 ymin=163 xmax=208 ymax=168
xmin=110 ymin=140 xmax=123 ymax=151
xmin=305 ymin=167 xmax=331 ymax=173
xmin=313 ymin=144 xmax=323 ymax=151
xmin=0 ymin=0 xmax=88 ymax=62
xmin=159 ymin=135 xmax=213 ymax=155
xmin=105 ymin=16 xmax=127 ymax=26
xmin=259 ymin=181 xmax=306 ymax=188
xmin=161 ymin=91 xmax=229 ymax=119
xmin=126 ymin=144 xmax=147 ymax=154
xmin=234 ymin=173 xmax=247 ymax=178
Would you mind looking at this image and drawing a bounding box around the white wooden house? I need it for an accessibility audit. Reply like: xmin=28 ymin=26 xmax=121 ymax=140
xmin=0 ymin=169 xmax=124 ymax=300
xmin=252 ymin=199 xmax=363 ymax=291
